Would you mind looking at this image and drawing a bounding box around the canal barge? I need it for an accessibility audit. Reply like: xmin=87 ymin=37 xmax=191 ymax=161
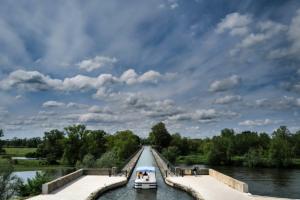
xmin=134 ymin=166 xmax=157 ymax=189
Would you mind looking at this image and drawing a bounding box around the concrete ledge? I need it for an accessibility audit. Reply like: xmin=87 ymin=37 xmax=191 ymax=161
xmin=86 ymin=179 xmax=127 ymax=200
xmin=42 ymin=169 xmax=84 ymax=194
xmin=166 ymin=177 xmax=205 ymax=200
xmin=209 ymin=169 xmax=248 ymax=193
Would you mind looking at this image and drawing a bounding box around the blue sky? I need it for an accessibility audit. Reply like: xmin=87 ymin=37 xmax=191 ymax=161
xmin=1 ymin=0 xmax=300 ymax=138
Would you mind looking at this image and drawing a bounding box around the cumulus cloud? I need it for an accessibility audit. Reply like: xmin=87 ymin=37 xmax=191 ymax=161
xmin=88 ymin=105 xmax=113 ymax=114
xmin=0 ymin=70 xmax=61 ymax=91
xmin=209 ymin=75 xmax=241 ymax=92
xmin=239 ymin=118 xmax=274 ymax=126
xmin=216 ymin=12 xmax=252 ymax=36
xmin=0 ymin=68 xmax=169 ymax=93
xmin=120 ymin=69 xmax=163 ymax=85
xmin=254 ymin=96 xmax=300 ymax=109
xmin=214 ymin=95 xmax=242 ymax=104
xmin=77 ymin=56 xmax=117 ymax=72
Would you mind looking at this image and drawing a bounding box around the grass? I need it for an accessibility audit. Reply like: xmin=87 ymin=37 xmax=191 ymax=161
xmin=3 ymin=147 xmax=37 ymax=157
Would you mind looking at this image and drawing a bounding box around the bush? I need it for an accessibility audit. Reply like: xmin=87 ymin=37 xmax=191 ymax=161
xmin=17 ymin=172 xmax=50 ymax=197
xmin=162 ymin=146 xmax=179 ymax=164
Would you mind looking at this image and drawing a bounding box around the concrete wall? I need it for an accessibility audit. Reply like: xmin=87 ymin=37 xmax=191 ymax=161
xmin=42 ymin=169 xmax=84 ymax=194
xmin=209 ymin=169 xmax=248 ymax=193
xmin=151 ymin=148 xmax=174 ymax=178
xmin=121 ymin=147 xmax=144 ymax=179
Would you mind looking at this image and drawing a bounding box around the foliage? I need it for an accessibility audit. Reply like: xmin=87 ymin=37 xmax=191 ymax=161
xmin=162 ymin=146 xmax=179 ymax=163
xmin=269 ymin=126 xmax=293 ymax=167
xmin=0 ymin=129 xmax=5 ymax=154
xmin=4 ymin=147 xmax=37 ymax=157
xmin=244 ymin=148 xmax=266 ymax=168
xmin=149 ymin=122 xmax=171 ymax=151
xmin=96 ymin=150 xmax=120 ymax=168
xmin=76 ymin=154 xmax=95 ymax=168
xmin=17 ymin=172 xmax=50 ymax=197
xmin=37 ymin=129 xmax=65 ymax=164
xmin=0 ymin=159 xmax=22 ymax=200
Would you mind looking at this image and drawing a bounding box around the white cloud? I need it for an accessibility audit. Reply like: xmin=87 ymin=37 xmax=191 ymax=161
xmin=77 ymin=56 xmax=117 ymax=72
xmin=119 ymin=69 xmax=138 ymax=85
xmin=239 ymin=118 xmax=274 ymax=126
xmin=214 ymin=95 xmax=242 ymax=104
xmin=120 ymin=69 xmax=163 ymax=85
xmin=79 ymin=113 xmax=122 ymax=123
xmin=42 ymin=101 xmax=65 ymax=108
xmin=0 ymin=70 xmax=62 ymax=91
xmin=216 ymin=12 xmax=252 ymax=35
xmin=88 ymin=105 xmax=113 ymax=114
xmin=209 ymin=75 xmax=241 ymax=92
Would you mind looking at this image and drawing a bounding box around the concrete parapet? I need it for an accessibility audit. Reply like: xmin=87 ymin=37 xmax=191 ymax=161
xmin=209 ymin=169 xmax=248 ymax=193
xmin=42 ymin=169 xmax=84 ymax=194
xmin=83 ymin=168 xmax=112 ymax=176
xmin=121 ymin=147 xmax=144 ymax=180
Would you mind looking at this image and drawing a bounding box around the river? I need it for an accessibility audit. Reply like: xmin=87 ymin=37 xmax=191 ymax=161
xmin=98 ymin=146 xmax=193 ymax=200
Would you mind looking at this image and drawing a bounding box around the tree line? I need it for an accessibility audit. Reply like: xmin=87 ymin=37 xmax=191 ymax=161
xmin=146 ymin=122 xmax=300 ymax=168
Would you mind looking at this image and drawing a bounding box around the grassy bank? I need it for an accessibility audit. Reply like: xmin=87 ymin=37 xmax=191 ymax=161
xmin=3 ymin=147 xmax=37 ymax=156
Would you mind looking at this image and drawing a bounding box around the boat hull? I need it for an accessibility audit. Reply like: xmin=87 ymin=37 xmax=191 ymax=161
xmin=134 ymin=182 xmax=157 ymax=189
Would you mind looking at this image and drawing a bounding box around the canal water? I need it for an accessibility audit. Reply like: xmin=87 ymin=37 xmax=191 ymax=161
xmin=98 ymin=146 xmax=193 ymax=200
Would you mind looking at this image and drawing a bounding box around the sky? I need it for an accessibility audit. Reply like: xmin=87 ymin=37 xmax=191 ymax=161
xmin=1 ymin=0 xmax=300 ymax=139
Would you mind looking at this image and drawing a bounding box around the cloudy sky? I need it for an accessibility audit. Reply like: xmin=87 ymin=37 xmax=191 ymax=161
xmin=1 ymin=0 xmax=300 ymax=138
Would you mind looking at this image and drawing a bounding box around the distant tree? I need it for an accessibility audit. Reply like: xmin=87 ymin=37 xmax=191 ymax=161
xmin=62 ymin=125 xmax=87 ymax=165
xmin=292 ymin=131 xmax=300 ymax=157
xmin=112 ymin=130 xmax=140 ymax=159
xmin=0 ymin=129 xmax=4 ymax=153
xmin=234 ymin=131 xmax=260 ymax=156
xmin=149 ymin=122 xmax=171 ymax=151
xmin=37 ymin=129 xmax=65 ymax=164
xmin=244 ymin=148 xmax=265 ymax=168
xmin=269 ymin=126 xmax=293 ymax=167
xmin=84 ymin=130 xmax=107 ymax=158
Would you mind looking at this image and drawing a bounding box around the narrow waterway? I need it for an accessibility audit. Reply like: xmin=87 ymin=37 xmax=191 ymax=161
xmin=98 ymin=146 xmax=193 ymax=200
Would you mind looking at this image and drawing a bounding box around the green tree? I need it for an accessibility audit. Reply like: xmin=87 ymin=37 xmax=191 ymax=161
xmin=0 ymin=159 xmax=21 ymax=200
xmin=112 ymin=130 xmax=140 ymax=159
xmin=37 ymin=129 xmax=65 ymax=164
xmin=149 ymin=122 xmax=171 ymax=151
xmin=0 ymin=129 xmax=5 ymax=154
xmin=96 ymin=150 xmax=120 ymax=168
xmin=269 ymin=126 xmax=293 ymax=167
xmin=62 ymin=125 xmax=87 ymax=165
xmin=85 ymin=130 xmax=107 ymax=158
xmin=162 ymin=146 xmax=179 ymax=163
xmin=244 ymin=148 xmax=265 ymax=168
xmin=76 ymin=154 xmax=95 ymax=168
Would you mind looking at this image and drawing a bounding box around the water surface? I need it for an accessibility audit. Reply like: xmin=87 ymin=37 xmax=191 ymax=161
xmin=99 ymin=146 xmax=193 ymax=200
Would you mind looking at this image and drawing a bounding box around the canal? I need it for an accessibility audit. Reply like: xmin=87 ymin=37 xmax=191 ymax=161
xmin=98 ymin=146 xmax=193 ymax=200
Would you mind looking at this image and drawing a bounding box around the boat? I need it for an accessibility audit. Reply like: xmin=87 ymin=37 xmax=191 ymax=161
xmin=134 ymin=166 xmax=157 ymax=189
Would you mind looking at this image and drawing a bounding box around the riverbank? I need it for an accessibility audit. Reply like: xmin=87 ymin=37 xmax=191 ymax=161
xmin=176 ymin=154 xmax=300 ymax=169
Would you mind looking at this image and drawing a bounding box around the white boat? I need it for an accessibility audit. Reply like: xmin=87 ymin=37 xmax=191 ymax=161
xmin=134 ymin=166 xmax=157 ymax=189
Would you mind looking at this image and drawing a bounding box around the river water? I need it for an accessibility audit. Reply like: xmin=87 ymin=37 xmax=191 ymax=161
xmin=98 ymin=146 xmax=193 ymax=200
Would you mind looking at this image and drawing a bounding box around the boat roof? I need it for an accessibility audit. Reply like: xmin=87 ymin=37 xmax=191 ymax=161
xmin=136 ymin=166 xmax=155 ymax=172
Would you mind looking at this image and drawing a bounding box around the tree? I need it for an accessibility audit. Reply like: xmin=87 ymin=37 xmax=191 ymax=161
xmin=149 ymin=122 xmax=171 ymax=151
xmin=62 ymin=125 xmax=87 ymax=165
xmin=112 ymin=130 xmax=140 ymax=159
xmin=0 ymin=129 xmax=4 ymax=154
xmin=37 ymin=129 xmax=65 ymax=164
xmin=269 ymin=126 xmax=293 ymax=167
xmin=84 ymin=130 xmax=107 ymax=158
xmin=162 ymin=146 xmax=179 ymax=163
xmin=76 ymin=154 xmax=95 ymax=168
xmin=0 ymin=159 xmax=21 ymax=200
xmin=96 ymin=150 xmax=120 ymax=168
